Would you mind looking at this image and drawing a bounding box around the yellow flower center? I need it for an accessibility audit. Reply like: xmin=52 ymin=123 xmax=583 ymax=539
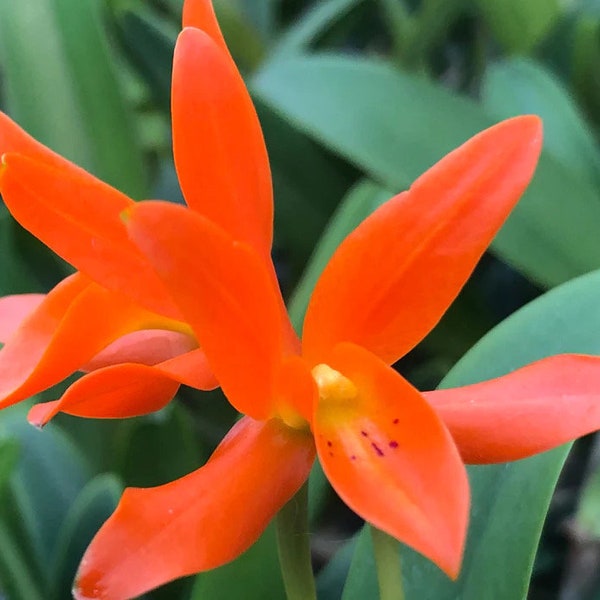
xmin=312 ymin=364 xmax=358 ymax=404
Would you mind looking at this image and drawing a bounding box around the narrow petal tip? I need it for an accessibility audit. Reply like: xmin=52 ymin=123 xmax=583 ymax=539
xmin=27 ymin=401 xmax=60 ymax=429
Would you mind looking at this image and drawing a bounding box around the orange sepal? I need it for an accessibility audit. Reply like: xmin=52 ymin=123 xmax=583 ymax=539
xmin=0 ymin=293 xmax=45 ymax=342
xmin=127 ymin=200 xmax=288 ymax=419
xmin=425 ymin=354 xmax=600 ymax=464
xmin=27 ymin=363 xmax=180 ymax=427
xmin=303 ymin=116 xmax=543 ymax=366
xmin=182 ymin=0 xmax=228 ymax=52
xmin=73 ymin=417 xmax=315 ymax=600
xmin=172 ymin=28 xmax=273 ymax=258
xmin=0 ymin=276 xmax=184 ymax=409
xmin=315 ymin=343 xmax=469 ymax=578
xmin=0 ymin=153 xmax=179 ymax=318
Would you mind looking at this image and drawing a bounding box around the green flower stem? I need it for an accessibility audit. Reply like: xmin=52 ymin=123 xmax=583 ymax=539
xmin=276 ymin=482 xmax=317 ymax=600
xmin=371 ymin=526 xmax=405 ymax=600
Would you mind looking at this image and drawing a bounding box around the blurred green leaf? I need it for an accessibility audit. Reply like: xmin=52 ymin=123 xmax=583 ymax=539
xmin=254 ymin=55 xmax=489 ymax=191
xmin=572 ymin=16 xmax=600 ymax=124
xmin=0 ymin=210 xmax=42 ymax=294
xmin=475 ymin=0 xmax=560 ymax=54
xmin=113 ymin=404 xmax=206 ymax=488
xmin=214 ymin=0 xmax=266 ymax=70
xmin=0 ymin=439 xmax=18 ymax=490
xmin=491 ymin=153 xmax=600 ymax=288
xmin=483 ymin=58 xmax=600 ymax=187
xmin=317 ymin=536 xmax=357 ymax=600
xmin=257 ymin=100 xmax=355 ymax=284
xmin=343 ymin=267 xmax=600 ymax=598
xmin=575 ymin=465 xmax=600 ymax=539
xmin=0 ymin=405 xmax=90 ymax=596
xmin=268 ymin=0 xmax=365 ymax=61
xmin=237 ymin=0 xmax=277 ymax=41
xmin=253 ymin=54 xmax=600 ymax=287
xmin=0 ymin=520 xmax=45 ymax=600
xmin=190 ymin=524 xmax=286 ymax=600
xmin=113 ymin=6 xmax=178 ymax=111
xmin=48 ymin=474 xmax=122 ymax=600
xmin=341 ymin=529 xmax=376 ymax=600
xmin=573 ymin=0 xmax=600 ymax=16
xmin=0 ymin=0 xmax=147 ymax=198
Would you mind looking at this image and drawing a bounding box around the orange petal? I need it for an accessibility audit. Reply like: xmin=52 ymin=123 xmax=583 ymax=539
xmin=182 ymin=0 xmax=228 ymax=52
xmin=0 ymin=276 xmax=182 ymax=408
xmin=73 ymin=416 xmax=315 ymax=599
xmin=303 ymin=116 xmax=543 ymax=366
xmin=0 ymin=153 xmax=179 ymax=318
xmin=314 ymin=343 xmax=469 ymax=578
xmin=425 ymin=354 xmax=600 ymax=464
xmin=27 ymin=363 xmax=181 ymax=427
xmin=127 ymin=201 xmax=289 ymax=419
xmin=0 ymin=293 xmax=45 ymax=342
xmin=82 ymin=330 xmax=198 ymax=371
xmin=172 ymin=28 xmax=273 ymax=258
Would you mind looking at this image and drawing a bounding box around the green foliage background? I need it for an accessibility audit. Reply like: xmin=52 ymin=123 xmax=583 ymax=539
xmin=2 ymin=0 xmax=600 ymax=598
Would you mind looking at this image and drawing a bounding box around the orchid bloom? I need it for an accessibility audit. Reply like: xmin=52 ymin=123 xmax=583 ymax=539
xmin=1 ymin=1 xmax=600 ymax=599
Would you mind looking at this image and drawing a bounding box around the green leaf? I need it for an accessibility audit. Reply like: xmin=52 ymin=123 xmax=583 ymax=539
xmin=0 ymin=0 xmax=147 ymax=198
xmin=491 ymin=153 xmax=600 ymax=288
xmin=0 ymin=439 xmax=19 ymax=491
xmin=268 ymin=0 xmax=365 ymax=61
xmin=342 ymin=267 xmax=600 ymax=599
xmin=482 ymin=58 xmax=600 ymax=188
xmin=257 ymin=99 xmax=355 ymax=283
xmin=0 ymin=205 xmax=72 ymax=294
xmin=48 ymin=474 xmax=122 ymax=600
xmin=253 ymin=54 xmax=600 ymax=287
xmin=316 ymin=536 xmax=357 ymax=600
xmin=254 ymin=55 xmax=486 ymax=190
xmin=190 ymin=524 xmax=286 ymax=600
xmin=574 ymin=465 xmax=600 ymax=540
xmin=0 ymin=210 xmax=42 ymax=294
xmin=0 ymin=405 xmax=90 ymax=596
xmin=236 ymin=0 xmax=277 ymax=42
xmin=113 ymin=404 xmax=207 ymax=488
xmin=474 ymin=0 xmax=561 ymax=54
xmin=0 ymin=520 xmax=45 ymax=600
xmin=214 ymin=0 xmax=266 ymax=70
xmin=112 ymin=6 xmax=178 ymax=112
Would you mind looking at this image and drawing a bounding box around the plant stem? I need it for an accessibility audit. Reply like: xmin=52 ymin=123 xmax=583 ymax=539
xmin=371 ymin=526 xmax=405 ymax=600
xmin=276 ymin=482 xmax=317 ymax=600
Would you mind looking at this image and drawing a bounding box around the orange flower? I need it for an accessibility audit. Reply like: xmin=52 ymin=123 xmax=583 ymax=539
xmin=2 ymin=1 xmax=600 ymax=599
xmin=0 ymin=55 xmax=220 ymax=421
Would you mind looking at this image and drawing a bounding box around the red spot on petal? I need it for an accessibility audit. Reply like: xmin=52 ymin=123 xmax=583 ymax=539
xmin=389 ymin=440 xmax=398 ymax=449
xmin=350 ymin=455 xmax=357 ymax=460
xmin=371 ymin=442 xmax=384 ymax=457
xmin=361 ymin=430 xmax=368 ymax=437
xmin=392 ymin=418 xmax=399 ymax=425
xmin=327 ymin=440 xmax=333 ymax=447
